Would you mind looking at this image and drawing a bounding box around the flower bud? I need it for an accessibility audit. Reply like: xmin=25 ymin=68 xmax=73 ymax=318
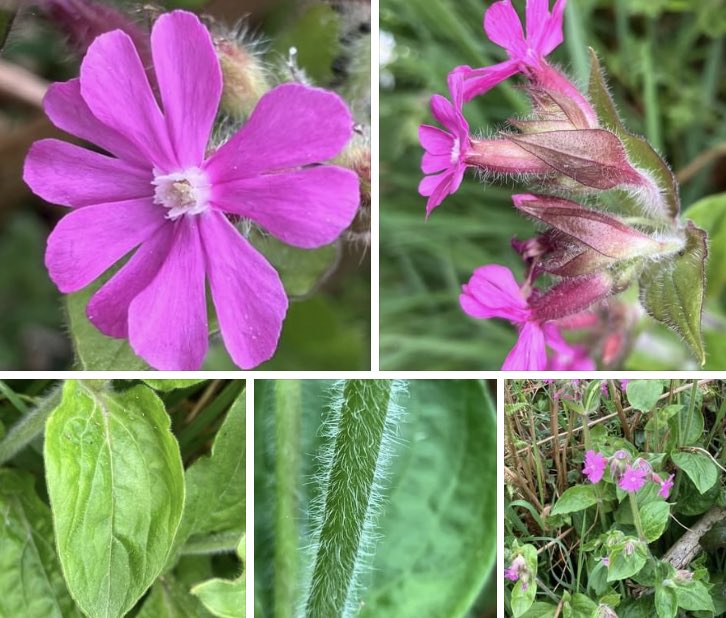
xmin=216 ymin=39 xmax=270 ymax=117
xmin=508 ymin=129 xmax=643 ymax=190
xmin=530 ymin=272 xmax=613 ymax=323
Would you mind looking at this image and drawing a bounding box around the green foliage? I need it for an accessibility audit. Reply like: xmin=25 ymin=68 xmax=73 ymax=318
xmin=551 ymin=485 xmax=600 ymax=515
xmin=256 ymin=379 xmax=497 ymax=618
xmin=671 ymin=451 xmax=718 ymax=494
xmin=0 ymin=379 xmax=245 ymax=617
xmin=0 ymin=469 xmax=81 ymax=618
xmin=505 ymin=379 xmax=726 ymax=617
xmin=44 ymin=381 xmax=185 ymax=617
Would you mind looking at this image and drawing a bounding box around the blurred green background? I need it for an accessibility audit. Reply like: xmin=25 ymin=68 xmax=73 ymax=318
xmin=380 ymin=0 xmax=726 ymax=370
xmin=0 ymin=0 xmax=370 ymax=370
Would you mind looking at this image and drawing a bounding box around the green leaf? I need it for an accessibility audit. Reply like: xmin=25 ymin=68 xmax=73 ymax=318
xmin=191 ymin=578 xmax=245 ymax=618
xmin=66 ymin=283 xmax=149 ymax=370
xmin=626 ymin=380 xmax=664 ymax=412
xmin=142 ymin=379 xmax=208 ymax=392
xmin=671 ymin=451 xmax=717 ymax=494
xmin=654 ymin=585 xmax=678 ymax=618
xmin=0 ymin=469 xmax=82 ymax=617
xmin=588 ymin=49 xmax=680 ymax=219
xmin=640 ymin=501 xmax=670 ymax=542
xmin=521 ymin=603 xmax=557 ymax=618
xmin=638 ymin=221 xmax=708 ymax=365
xmin=511 ymin=544 xmax=539 ymax=618
xmin=44 ymin=381 xmax=185 ymax=618
xmin=551 ymin=485 xmax=600 ymax=516
xmin=175 ymin=391 xmax=246 ymax=551
xmin=607 ymin=539 xmax=648 ymax=582
xmin=685 ymin=191 xmax=726 ymax=299
xmin=253 ymin=233 xmax=339 ymax=298
xmin=137 ymin=576 xmax=213 ymax=618
xmin=569 ymin=593 xmax=598 ymax=618
xmin=357 ymin=380 xmax=496 ymax=617
xmin=673 ymin=579 xmax=715 ymax=612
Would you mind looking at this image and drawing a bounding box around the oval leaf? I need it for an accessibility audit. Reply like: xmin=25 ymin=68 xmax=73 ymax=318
xmin=550 ymin=485 xmax=599 ymax=516
xmin=671 ymin=451 xmax=717 ymax=494
xmin=44 ymin=381 xmax=185 ymax=618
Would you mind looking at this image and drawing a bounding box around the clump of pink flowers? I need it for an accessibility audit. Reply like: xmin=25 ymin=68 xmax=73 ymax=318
xmin=419 ymin=0 xmax=708 ymax=370
xmin=23 ymin=10 xmax=360 ymax=370
xmin=583 ymin=449 xmax=674 ymax=498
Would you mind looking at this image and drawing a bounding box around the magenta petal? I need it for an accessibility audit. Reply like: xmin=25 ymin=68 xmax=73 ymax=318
xmin=212 ymin=166 xmax=359 ymax=248
xmin=43 ymin=79 xmax=146 ymax=166
xmin=456 ymin=60 xmax=520 ymax=102
xmin=459 ymin=264 xmax=530 ymax=322
xmin=425 ymin=171 xmax=454 ymax=215
xmin=419 ymin=125 xmax=454 ymax=155
xmin=45 ymin=198 xmax=165 ymax=293
xmin=151 ymin=11 xmax=222 ymax=167
xmin=205 ymin=84 xmax=353 ymax=182
xmin=80 ymin=29 xmax=177 ymax=172
xmin=502 ymin=321 xmax=547 ymax=370
xmin=24 ymin=139 xmax=153 ymax=208
xmin=128 ymin=218 xmax=208 ymax=370
xmin=199 ymin=211 xmax=288 ymax=369
xmin=418 ymin=172 xmax=446 ymax=198
xmin=536 ymin=0 xmax=566 ymax=55
xmin=422 ymin=152 xmax=451 ymax=174
xmin=484 ymin=0 xmax=526 ymax=56
xmin=87 ymin=225 xmax=174 ymax=338
xmin=430 ymin=94 xmax=460 ymax=135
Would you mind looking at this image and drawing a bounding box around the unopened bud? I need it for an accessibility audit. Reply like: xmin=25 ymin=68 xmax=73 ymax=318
xmin=508 ymin=129 xmax=643 ymax=191
xmin=216 ymin=39 xmax=270 ymax=117
xmin=337 ymin=137 xmax=370 ymax=247
xmin=465 ymin=138 xmax=552 ymax=174
xmin=530 ymin=272 xmax=613 ymax=322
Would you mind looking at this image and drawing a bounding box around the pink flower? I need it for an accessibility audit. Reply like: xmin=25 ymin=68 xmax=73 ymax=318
xmin=504 ymin=555 xmax=528 ymax=585
xmin=583 ymin=450 xmax=607 ymax=484
xmin=459 ymin=264 xmax=611 ymax=370
xmin=658 ymin=473 xmax=675 ymax=499
xmin=618 ymin=464 xmax=648 ymax=493
xmin=23 ymin=11 xmax=359 ymax=370
xmin=545 ymin=329 xmax=595 ymax=370
xmin=418 ymin=72 xmax=470 ymax=215
xmin=453 ymin=0 xmax=566 ymax=101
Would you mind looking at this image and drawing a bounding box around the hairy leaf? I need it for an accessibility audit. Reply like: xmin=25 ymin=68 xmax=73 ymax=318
xmin=44 ymin=381 xmax=185 ymax=618
xmin=588 ymin=49 xmax=680 ymax=219
xmin=0 ymin=469 xmax=82 ymax=617
xmin=626 ymin=380 xmax=664 ymax=412
xmin=638 ymin=222 xmax=707 ymax=365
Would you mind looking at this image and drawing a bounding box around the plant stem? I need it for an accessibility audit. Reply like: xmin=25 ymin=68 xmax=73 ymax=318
xmin=275 ymin=380 xmax=301 ymax=618
xmin=0 ymin=386 xmax=62 ymax=466
xmin=682 ymin=380 xmax=698 ymax=444
xmin=303 ymin=380 xmax=401 ymax=618
xmin=628 ymin=492 xmax=645 ymax=542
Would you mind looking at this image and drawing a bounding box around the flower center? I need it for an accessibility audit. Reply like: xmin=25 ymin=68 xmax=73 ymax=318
xmin=451 ymin=138 xmax=461 ymax=164
xmin=152 ymin=168 xmax=210 ymax=220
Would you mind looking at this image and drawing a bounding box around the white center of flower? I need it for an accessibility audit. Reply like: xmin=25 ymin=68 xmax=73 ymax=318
xmin=451 ymin=138 xmax=461 ymax=164
xmin=152 ymin=168 xmax=210 ymax=220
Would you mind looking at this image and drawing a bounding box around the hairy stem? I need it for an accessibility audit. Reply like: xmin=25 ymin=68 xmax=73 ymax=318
xmin=302 ymin=380 xmax=402 ymax=618
xmin=0 ymin=386 xmax=62 ymax=466
xmin=629 ymin=492 xmax=645 ymax=542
